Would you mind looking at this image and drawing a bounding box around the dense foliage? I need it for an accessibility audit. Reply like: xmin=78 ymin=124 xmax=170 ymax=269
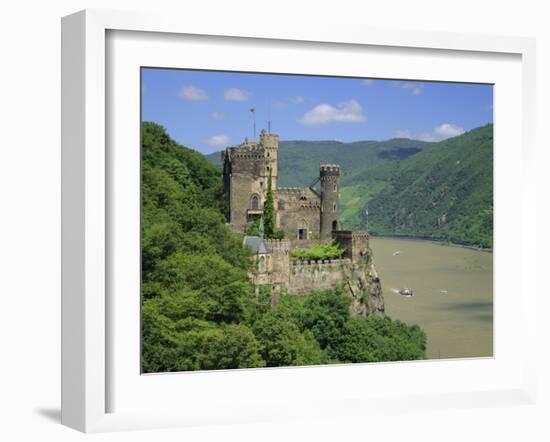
xmin=289 ymin=239 xmax=346 ymax=260
xmin=264 ymin=170 xmax=275 ymax=237
xmin=367 ymin=125 xmax=493 ymax=248
xmin=141 ymin=122 xmax=426 ymax=373
xmin=205 ymin=126 xmax=493 ymax=248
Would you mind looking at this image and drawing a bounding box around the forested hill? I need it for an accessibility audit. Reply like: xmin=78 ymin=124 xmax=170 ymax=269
xmin=141 ymin=122 xmax=426 ymax=373
xmin=367 ymin=124 xmax=493 ymax=248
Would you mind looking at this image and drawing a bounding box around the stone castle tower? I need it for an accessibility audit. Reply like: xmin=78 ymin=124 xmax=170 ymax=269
xmin=320 ymin=164 xmax=340 ymax=240
xmin=221 ymin=129 xmax=279 ymax=233
xmin=222 ymin=129 xmax=341 ymax=243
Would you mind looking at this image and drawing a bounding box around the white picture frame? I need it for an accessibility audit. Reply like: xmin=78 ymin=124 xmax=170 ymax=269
xmin=61 ymin=9 xmax=537 ymax=433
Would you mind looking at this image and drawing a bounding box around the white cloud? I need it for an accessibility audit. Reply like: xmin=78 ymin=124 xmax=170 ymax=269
xmin=362 ymin=79 xmax=375 ymax=86
xmin=212 ymin=112 xmax=225 ymax=121
xmin=178 ymin=85 xmax=208 ymax=101
xmin=206 ymin=134 xmax=230 ymax=146
xmin=224 ymin=88 xmax=250 ymax=101
xmin=394 ymin=81 xmax=423 ymax=96
xmin=432 ymin=123 xmax=466 ymax=139
xmin=394 ymin=123 xmax=465 ymax=142
xmin=298 ymin=99 xmax=367 ymax=126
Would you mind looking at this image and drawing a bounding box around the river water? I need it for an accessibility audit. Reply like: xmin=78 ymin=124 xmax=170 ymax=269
xmin=369 ymin=237 xmax=493 ymax=360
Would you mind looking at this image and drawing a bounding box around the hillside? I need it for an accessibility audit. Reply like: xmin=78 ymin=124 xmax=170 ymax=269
xmin=141 ymin=122 xmax=426 ymax=372
xmin=367 ymin=124 xmax=493 ymax=248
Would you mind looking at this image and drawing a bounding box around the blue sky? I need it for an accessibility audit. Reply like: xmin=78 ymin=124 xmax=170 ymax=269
xmin=142 ymin=68 xmax=493 ymax=155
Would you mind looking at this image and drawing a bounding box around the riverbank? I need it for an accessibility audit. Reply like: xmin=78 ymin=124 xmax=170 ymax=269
xmin=369 ymin=233 xmax=493 ymax=253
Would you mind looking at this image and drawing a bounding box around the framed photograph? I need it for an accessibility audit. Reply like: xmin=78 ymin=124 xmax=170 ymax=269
xmin=61 ymin=9 xmax=537 ymax=433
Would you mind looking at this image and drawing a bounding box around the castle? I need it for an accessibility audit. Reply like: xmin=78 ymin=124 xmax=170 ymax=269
xmin=222 ymin=129 xmax=384 ymax=315
xmin=222 ymin=129 xmax=339 ymax=242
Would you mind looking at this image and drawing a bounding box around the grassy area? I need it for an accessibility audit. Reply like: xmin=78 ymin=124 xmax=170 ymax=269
xmin=290 ymin=240 xmax=346 ymax=260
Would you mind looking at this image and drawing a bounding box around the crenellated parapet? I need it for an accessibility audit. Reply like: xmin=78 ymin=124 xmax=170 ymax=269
xmin=265 ymin=238 xmax=290 ymax=254
xmin=319 ymin=164 xmax=341 ymax=176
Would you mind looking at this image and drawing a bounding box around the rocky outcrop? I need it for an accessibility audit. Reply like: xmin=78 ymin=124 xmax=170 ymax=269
xmin=346 ymin=258 xmax=384 ymax=316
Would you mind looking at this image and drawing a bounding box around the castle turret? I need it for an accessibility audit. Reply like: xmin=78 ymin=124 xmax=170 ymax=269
xmin=260 ymin=129 xmax=279 ymax=190
xmin=320 ymin=164 xmax=340 ymax=240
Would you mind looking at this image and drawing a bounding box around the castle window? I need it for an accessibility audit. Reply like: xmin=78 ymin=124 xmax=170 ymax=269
xmin=333 ymin=203 xmax=337 ymax=212
xmin=259 ymin=255 xmax=266 ymax=273
xmin=250 ymin=194 xmax=260 ymax=210
xmin=298 ymin=220 xmax=308 ymax=240
xmin=333 ymin=184 xmax=338 ymax=192
xmin=300 ymin=195 xmax=307 ymax=201
xmin=278 ymin=200 xmax=285 ymax=210
xmin=332 ymin=220 xmax=338 ymax=231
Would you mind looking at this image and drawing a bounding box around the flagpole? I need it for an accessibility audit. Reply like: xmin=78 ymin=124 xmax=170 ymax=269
xmin=250 ymin=107 xmax=256 ymax=140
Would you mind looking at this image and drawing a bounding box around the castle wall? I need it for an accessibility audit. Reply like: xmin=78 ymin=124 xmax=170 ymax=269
xmin=288 ymin=258 xmax=350 ymax=296
xmin=276 ymin=187 xmax=321 ymax=242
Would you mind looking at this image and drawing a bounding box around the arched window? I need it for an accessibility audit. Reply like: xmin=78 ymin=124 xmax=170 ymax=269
xmin=333 ymin=203 xmax=337 ymax=213
xmin=332 ymin=220 xmax=338 ymax=231
xmin=333 ymin=183 xmax=338 ymax=192
xmin=259 ymin=255 xmax=266 ymax=273
xmin=250 ymin=194 xmax=260 ymax=210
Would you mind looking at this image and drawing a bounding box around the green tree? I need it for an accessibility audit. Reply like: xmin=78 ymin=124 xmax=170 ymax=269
xmin=252 ymin=307 xmax=325 ymax=367
xmin=264 ymin=170 xmax=275 ymax=238
xmin=302 ymin=288 xmax=351 ymax=350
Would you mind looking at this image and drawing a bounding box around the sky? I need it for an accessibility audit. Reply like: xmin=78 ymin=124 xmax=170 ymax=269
xmin=141 ymin=68 xmax=493 ymax=155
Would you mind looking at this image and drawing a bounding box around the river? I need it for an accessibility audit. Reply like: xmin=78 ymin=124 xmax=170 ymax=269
xmin=369 ymin=237 xmax=493 ymax=360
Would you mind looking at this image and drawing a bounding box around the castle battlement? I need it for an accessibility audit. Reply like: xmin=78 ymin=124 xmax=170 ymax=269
xmin=290 ymin=257 xmax=348 ymax=267
xmin=277 ymin=187 xmax=305 ymax=193
xmin=265 ymin=238 xmax=290 ymax=253
xmin=320 ymin=164 xmax=341 ymax=175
